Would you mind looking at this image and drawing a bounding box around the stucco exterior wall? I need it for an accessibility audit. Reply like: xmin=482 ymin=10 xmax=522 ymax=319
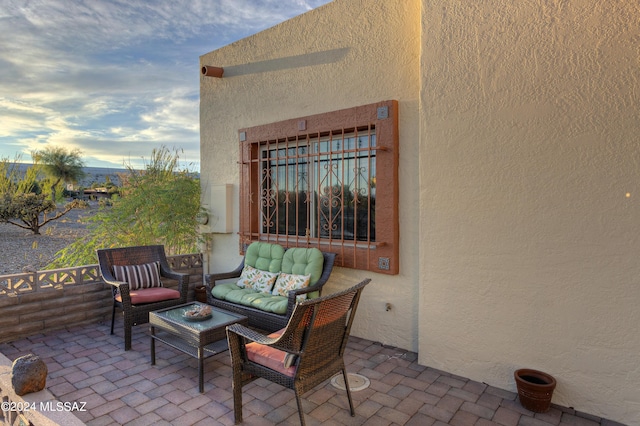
xmin=200 ymin=0 xmax=421 ymax=351
xmin=419 ymin=1 xmax=640 ymax=424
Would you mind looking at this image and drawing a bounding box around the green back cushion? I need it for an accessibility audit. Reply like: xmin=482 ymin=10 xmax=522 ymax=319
xmin=281 ymin=247 xmax=324 ymax=285
xmin=245 ymin=242 xmax=285 ymax=273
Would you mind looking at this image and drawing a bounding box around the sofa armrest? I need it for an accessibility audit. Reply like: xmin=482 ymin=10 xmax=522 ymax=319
xmin=205 ymin=260 xmax=245 ymax=303
xmin=205 ymin=260 xmax=245 ymax=287
xmin=313 ymin=252 xmax=336 ymax=292
xmin=282 ymin=277 xmax=328 ymax=317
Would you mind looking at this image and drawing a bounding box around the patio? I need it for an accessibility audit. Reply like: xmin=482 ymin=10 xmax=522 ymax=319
xmin=0 ymin=321 xmax=621 ymax=426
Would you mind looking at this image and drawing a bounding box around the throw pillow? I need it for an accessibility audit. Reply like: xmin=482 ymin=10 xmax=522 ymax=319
xmin=245 ymin=328 xmax=297 ymax=376
xmin=237 ymin=264 xmax=279 ymax=293
xmin=271 ymin=272 xmax=311 ymax=299
xmin=112 ymin=261 xmax=162 ymax=291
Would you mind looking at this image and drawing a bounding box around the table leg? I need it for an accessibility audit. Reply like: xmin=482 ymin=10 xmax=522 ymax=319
xmin=150 ymin=326 xmax=156 ymax=365
xmin=198 ymin=346 xmax=204 ymax=393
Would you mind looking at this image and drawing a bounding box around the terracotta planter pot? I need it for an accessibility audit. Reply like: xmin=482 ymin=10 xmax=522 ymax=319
xmin=194 ymin=285 xmax=208 ymax=303
xmin=514 ymin=369 xmax=556 ymax=413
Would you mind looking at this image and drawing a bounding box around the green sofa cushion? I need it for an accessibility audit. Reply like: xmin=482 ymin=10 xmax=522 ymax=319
xmin=281 ymin=247 xmax=324 ymax=299
xmin=211 ymin=282 xmax=289 ymax=315
xmin=251 ymin=295 xmax=289 ymax=314
xmin=281 ymin=247 xmax=324 ymax=284
xmin=245 ymin=242 xmax=285 ymax=273
xmin=211 ymin=244 xmax=325 ymax=313
xmin=211 ymin=282 xmax=239 ymax=300
xmin=224 ymin=287 xmax=260 ymax=304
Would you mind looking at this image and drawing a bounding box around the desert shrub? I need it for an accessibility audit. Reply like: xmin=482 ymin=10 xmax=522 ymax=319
xmin=48 ymin=147 xmax=205 ymax=268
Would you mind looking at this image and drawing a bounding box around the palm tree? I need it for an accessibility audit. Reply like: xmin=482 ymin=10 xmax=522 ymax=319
xmin=34 ymin=147 xmax=86 ymax=203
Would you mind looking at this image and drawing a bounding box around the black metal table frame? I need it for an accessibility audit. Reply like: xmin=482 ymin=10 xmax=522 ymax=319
xmin=149 ymin=302 xmax=248 ymax=393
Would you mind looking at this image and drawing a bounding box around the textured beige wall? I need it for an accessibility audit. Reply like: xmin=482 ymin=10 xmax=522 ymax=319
xmin=200 ymin=0 xmax=421 ymax=351
xmin=419 ymin=1 xmax=640 ymax=423
xmin=201 ymin=0 xmax=639 ymax=422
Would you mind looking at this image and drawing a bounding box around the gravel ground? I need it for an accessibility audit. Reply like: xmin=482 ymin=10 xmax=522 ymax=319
xmin=0 ymin=203 xmax=97 ymax=275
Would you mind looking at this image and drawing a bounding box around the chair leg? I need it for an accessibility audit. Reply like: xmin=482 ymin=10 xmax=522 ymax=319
xmin=232 ymin=376 xmax=243 ymax=424
xmin=110 ymin=302 xmax=116 ymax=335
xmin=295 ymin=392 xmax=306 ymax=426
xmin=124 ymin=317 xmax=132 ymax=351
xmin=342 ymin=369 xmax=355 ymax=416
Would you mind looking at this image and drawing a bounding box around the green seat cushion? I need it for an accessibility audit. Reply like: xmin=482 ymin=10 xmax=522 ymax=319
xmin=224 ymin=288 xmax=260 ymax=304
xmin=211 ymin=282 xmax=289 ymax=315
xmin=211 ymin=282 xmax=241 ymax=300
xmin=249 ymin=295 xmax=289 ymax=314
xmin=245 ymin=242 xmax=285 ymax=273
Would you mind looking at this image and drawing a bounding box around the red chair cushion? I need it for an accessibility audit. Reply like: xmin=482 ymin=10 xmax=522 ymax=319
xmin=116 ymin=287 xmax=180 ymax=304
xmin=246 ymin=329 xmax=297 ymax=377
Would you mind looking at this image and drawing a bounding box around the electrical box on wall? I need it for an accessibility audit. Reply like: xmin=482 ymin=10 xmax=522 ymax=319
xmin=206 ymin=184 xmax=233 ymax=233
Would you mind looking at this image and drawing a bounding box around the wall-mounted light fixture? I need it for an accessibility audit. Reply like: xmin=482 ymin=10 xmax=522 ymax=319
xmin=201 ymin=65 xmax=224 ymax=78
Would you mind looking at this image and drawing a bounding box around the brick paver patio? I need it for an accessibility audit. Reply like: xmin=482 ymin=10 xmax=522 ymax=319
xmin=0 ymin=322 xmax=625 ymax=425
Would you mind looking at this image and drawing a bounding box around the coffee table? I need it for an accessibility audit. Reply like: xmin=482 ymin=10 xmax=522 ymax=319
xmin=149 ymin=302 xmax=248 ymax=393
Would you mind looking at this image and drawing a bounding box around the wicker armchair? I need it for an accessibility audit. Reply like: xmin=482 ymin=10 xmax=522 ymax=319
xmin=226 ymin=278 xmax=371 ymax=425
xmin=97 ymin=245 xmax=189 ymax=350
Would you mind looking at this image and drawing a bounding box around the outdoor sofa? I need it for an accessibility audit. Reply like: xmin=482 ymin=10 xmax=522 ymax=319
xmin=204 ymin=242 xmax=336 ymax=332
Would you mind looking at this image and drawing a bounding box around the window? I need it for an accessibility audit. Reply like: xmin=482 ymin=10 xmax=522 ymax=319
xmin=261 ymin=130 xmax=375 ymax=241
xmin=239 ymin=101 xmax=399 ymax=274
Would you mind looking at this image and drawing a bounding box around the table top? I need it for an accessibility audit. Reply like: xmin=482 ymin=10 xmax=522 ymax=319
xmin=150 ymin=302 xmax=247 ymax=335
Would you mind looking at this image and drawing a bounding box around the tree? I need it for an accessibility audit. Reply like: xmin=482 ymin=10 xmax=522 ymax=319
xmin=0 ymin=158 xmax=17 ymax=194
xmin=0 ymin=192 xmax=86 ymax=235
xmin=34 ymin=146 xmax=86 ymax=202
xmin=0 ymin=158 xmax=88 ymax=234
xmin=49 ymin=147 xmax=204 ymax=268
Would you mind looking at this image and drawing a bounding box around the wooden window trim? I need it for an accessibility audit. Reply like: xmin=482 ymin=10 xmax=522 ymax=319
xmin=239 ymin=100 xmax=399 ymax=274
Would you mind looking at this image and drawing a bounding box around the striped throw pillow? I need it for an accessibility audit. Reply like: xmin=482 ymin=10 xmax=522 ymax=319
xmin=112 ymin=261 xmax=162 ymax=290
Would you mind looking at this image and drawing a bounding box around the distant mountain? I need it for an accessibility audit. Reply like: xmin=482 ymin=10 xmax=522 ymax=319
xmin=9 ymin=163 xmax=199 ymax=188
xmin=12 ymin=163 xmax=129 ymax=187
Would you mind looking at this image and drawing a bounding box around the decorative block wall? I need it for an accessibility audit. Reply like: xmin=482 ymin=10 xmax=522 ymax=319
xmin=0 ymin=254 xmax=203 ymax=344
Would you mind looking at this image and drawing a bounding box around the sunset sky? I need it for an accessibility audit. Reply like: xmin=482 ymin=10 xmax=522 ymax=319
xmin=0 ymin=0 xmax=331 ymax=171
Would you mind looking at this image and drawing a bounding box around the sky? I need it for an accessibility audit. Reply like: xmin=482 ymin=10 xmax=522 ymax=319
xmin=0 ymin=0 xmax=332 ymax=171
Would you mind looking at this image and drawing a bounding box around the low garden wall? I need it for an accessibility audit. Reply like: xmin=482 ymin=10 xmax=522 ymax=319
xmin=0 ymin=253 xmax=203 ymax=344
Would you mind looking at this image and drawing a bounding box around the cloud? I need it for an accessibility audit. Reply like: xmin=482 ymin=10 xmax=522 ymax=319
xmin=0 ymin=0 xmax=331 ymax=170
